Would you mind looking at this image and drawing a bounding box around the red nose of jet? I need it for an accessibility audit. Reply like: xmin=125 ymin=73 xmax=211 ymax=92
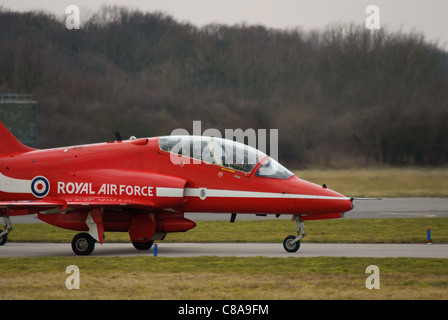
xmin=292 ymin=178 xmax=354 ymax=215
xmin=338 ymin=194 xmax=355 ymax=213
xmin=323 ymin=188 xmax=354 ymax=214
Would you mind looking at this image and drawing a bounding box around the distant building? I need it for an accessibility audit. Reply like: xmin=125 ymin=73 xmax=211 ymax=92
xmin=0 ymin=94 xmax=38 ymax=147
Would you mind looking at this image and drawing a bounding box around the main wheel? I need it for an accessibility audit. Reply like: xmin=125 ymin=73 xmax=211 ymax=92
xmin=132 ymin=240 xmax=154 ymax=250
xmin=0 ymin=233 xmax=7 ymax=246
xmin=72 ymin=233 xmax=96 ymax=256
xmin=283 ymin=235 xmax=300 ymax=252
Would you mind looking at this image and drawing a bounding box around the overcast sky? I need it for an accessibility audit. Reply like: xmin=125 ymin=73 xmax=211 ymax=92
xmin=2 ymin=0 xmax=447 ymax=49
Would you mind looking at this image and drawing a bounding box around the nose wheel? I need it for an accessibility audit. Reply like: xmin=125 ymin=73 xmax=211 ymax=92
xmin=283 ymin=215 xmax=306 ymax=253
xmin=283 ymin=235 xmax=300 ymax=252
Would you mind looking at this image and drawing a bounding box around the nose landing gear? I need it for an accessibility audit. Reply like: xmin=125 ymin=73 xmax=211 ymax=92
xmin=283 ymin=215 xmax=306 ymax=253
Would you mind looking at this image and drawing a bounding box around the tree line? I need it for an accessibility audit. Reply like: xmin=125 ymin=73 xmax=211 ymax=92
xmin=1 ymin=6 xmax=447 ymax=168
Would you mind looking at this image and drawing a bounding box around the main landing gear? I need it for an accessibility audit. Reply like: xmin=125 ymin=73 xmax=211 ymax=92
xmin=0 ymin=215 xmax=12 ymax=246
xmin=71 ymin=233 xmax=96 ymax=256
xmin=283 ymin=215 xmax=306 ymax=253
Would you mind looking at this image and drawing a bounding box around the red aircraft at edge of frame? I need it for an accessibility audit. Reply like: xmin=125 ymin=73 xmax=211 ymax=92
xmin=0 ymin=121 xmax=354 ymax=255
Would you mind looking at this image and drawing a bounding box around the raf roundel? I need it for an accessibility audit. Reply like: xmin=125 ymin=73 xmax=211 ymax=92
xmin=31 ymin=176 xmax=50 ymax=198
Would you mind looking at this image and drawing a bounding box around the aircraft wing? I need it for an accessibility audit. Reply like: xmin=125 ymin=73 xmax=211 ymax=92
xmin=0 ymin=198 xmax=156 ymax=215
xmin=0 ymin=199 xmax=65 ymax=209
xmin=64 ymin=198 xmax=155 ymax=209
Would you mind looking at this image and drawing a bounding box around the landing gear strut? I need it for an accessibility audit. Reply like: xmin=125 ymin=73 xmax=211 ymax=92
xmin=0 ymin=215 xmax=12 ymax=246
xmin=70 ymin=209 xmax=104 ymax=256
xmin=283 ymin=215 xmax=306 ymax=253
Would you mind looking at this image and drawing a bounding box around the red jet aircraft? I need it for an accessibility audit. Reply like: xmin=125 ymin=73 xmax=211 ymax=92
xmin=0 ymin=121 xmax=354 ymax=255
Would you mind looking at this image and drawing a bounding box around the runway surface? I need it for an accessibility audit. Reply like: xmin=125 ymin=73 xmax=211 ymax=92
xmin=1 ymin=242 xmax=447 ymax=258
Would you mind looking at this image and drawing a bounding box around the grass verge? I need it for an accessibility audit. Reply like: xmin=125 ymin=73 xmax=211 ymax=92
xmin=0 ymin=256 xmax=447 ymax=299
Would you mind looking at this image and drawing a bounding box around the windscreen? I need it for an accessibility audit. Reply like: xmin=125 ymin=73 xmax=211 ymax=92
xmin=159 ymin=136 xmax=266 ymax=173
xmin=255 ymin=157 xmax=294 ymax=179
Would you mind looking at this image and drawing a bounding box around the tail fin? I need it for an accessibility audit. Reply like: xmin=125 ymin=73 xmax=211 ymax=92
xmin=0 ymin=122 xmax=35 ymax=156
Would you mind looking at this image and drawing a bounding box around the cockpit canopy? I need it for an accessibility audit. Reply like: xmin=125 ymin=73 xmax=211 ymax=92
xmin=159 ymin=135 xmax=293 ymax=179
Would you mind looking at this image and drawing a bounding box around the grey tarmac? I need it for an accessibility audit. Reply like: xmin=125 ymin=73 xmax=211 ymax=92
xmin=1 ymin=242 xmax=447 ymax=258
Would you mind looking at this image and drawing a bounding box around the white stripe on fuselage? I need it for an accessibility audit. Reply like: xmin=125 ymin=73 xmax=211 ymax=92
xmin=156 ymin=187 xmax=350 ymax=200
xmin=156 ymin=187 xmax=185 ymax=198
xmin=0 ymin=173 xmax=32 ymax=194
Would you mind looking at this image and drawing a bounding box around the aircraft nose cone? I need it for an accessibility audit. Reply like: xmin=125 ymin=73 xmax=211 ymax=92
xmin=343 ymin=197 xmax=354 ymax=212
xmin=291 ymin=177 xmax=354 ymax=214
xmin=323 ymin=188 xmax=354 ymax=213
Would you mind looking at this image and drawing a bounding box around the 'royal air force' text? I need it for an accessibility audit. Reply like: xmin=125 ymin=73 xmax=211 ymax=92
xmin=57 ymin=182 xmax=154 ymax=197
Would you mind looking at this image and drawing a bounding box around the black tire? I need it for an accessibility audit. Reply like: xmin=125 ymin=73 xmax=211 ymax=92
xmin=0 ymin=233 xmax=7 ymax=246
xmin=283 ymin=235 xmax=300 ymax=252
xmin=132 ymin=240 xmax=154 ymax=250
xmin=72 ymin=233 xmax=96 ymax=256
